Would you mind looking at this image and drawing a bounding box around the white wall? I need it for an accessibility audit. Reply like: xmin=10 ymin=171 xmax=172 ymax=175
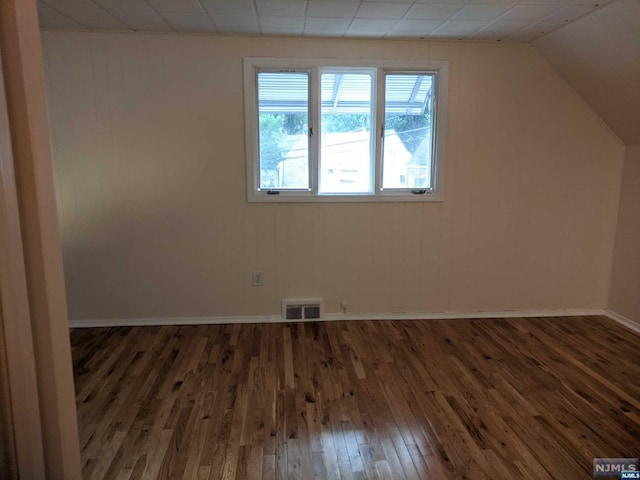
xmin=41 ymin=32 xmax=623 ymax=321
xmin=608 ymin=146 xmax=640 ymax=325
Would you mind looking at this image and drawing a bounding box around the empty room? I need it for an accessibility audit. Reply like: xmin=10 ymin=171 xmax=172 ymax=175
xmin=0 ymin=0 xmax=639 ymax=478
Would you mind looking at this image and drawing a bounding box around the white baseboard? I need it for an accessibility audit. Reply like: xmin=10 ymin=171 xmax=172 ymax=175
xmin=604 ymin=310 xmax=640 ymax=335
xmin=69 ymin=314 xmax=283 ymax=328
xmin=323 ymin=309 xmax=605 ymax=322
xmin=69 ymin=308 xmax=606 ymax=328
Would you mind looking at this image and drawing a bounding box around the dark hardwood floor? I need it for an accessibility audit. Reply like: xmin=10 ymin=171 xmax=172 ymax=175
xmin=71 ymin=316 xmax=640 ymax=479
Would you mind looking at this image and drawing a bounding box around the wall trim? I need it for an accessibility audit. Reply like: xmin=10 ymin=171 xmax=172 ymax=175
xmin=69 ymin=308 xmax=606 ymax=328
xmin=604 ymin=310 xmax=640 ymax=335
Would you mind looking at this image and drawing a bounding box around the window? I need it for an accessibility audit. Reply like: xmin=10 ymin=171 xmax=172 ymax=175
xmin=244 ymin=58 xmax=448 ymax=202
xmin=257 ymin=71 xmax=309 ymax=190
xmin=320 ymin=70 xmax=374 ymax=194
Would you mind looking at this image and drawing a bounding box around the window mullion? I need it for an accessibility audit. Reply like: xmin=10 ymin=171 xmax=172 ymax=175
xmin=374 ymin=68 xmax=385 ymax=194
xmin=430 ymin=73 xmax=438 ymax=193
xmin=310 ymin=66 xmax=320 ymax=195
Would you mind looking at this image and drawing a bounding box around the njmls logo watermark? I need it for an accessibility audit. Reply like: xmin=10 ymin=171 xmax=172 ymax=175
xmin=621 ymin=472 xmax=640 ymax=479
xmin=593 ymin=458 xmax=639 ymax=478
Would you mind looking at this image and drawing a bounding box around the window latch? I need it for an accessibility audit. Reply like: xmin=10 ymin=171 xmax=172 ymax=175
xmin=266 ymin=190 xmax=280 ymax=195
xmin=309 ymin=127 xmax=313 ymax=138
xmin=411 ymin=189 xmax=427 ymax=195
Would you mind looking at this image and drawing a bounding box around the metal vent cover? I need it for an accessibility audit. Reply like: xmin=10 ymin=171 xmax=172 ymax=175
xmin=282 ymin=299 xmax=323 ymax=321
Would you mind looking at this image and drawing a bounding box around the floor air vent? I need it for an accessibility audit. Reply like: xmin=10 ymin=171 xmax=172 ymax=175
xmin=282 ymin=299 xmax=323 ymax=321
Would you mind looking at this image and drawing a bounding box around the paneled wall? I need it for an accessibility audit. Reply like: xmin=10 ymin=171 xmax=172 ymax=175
xmin=608 ymin=146 xmax=640 ymax=324
xmin=41 ymin=32 xmax=623 ymax=321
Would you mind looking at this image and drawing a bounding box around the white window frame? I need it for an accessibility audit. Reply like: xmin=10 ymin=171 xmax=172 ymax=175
xmin=243 ymin=57 xmax=448 ymax=202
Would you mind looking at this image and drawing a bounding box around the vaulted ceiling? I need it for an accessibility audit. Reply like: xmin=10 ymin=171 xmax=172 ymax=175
xmin=534 ymin=0 xmax=640 ymax=145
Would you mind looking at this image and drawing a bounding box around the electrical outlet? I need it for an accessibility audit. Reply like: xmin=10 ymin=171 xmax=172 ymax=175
xmin=252 ymin=271 xmax=263 ymax=286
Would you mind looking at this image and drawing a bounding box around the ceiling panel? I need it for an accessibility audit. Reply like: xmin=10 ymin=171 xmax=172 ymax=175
xmin=305 ymin=16 xmax=353 ymax=30
xmin=37 ymin=0 xmax=615 ymax=42
xmin=61 ymin=8 xmax=129 ymax=30
xmin=349 ymin=17 xmax=399 ymax=30
xmin=95 ymin=0 xmax=155 ymax=12
xmin=393 ymin=18 xmax=443 ymax=32
xmin=404 ymin=3 xmax=465 ymax=20
xmin=498 ymin=4 xmax=559 ymax=20
xmin=146 ymin=0 xmax=204 ymax=13
xmin=211 ymin=14 xmax=260 ymax=33
xmin=538 ymin=4 xmax=595 ymax=26
xmin=260 ymin=15 xmax=305 ymax=34
xmin=355 ymin=2 xmax=412 ymax=19
xmin=37 ymin=2 xmax=85 ymax=28
xmin=467 ymin=0 xmax=515 ymax=5
xmin=111 ymin=9 xmax=173 ymax=31
xmin=304 ymin=29 xmax=348 ymax=36
xmin=521 ymin=0 xmax=572 ymax=4
xmin=255 ymin=0 xmax=307 ymax=17
xmin=307 ymin=1 xmax=359 ymax=18
xmin=432 ymin=19 xmax=487 ymax=34
xmin=163 ymin=12 xmax=217 ymax=32
xmin=201 ymin=0 xmax=256 ymax=16
xmin=452 ymin=4 xmax=513 ymax=20
xmin=478 ymin=19 xmax=530 ymax=34
xmin=43 ymin=0 xmax=101 ymax=10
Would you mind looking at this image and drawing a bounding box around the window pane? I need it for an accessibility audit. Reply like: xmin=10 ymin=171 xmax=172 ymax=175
xmin=319 ymin=72 xmax=373 ymax=194
xmin=257 ymin=72 xmax=309 ymax=190
xmin=382 ymin=73 xmax=434 ymax=190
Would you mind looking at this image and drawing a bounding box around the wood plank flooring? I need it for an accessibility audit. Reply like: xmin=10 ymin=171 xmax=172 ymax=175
xmin=71 ymin=316 xmax=640 ymax=479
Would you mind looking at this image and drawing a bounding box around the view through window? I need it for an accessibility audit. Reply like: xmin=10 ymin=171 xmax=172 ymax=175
xmin=246 ymin=58 xmax=447 ymax=201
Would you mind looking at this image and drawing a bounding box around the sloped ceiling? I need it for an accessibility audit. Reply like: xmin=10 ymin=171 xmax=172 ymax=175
xmin=534 ymin=0 xmax=640 ymax=145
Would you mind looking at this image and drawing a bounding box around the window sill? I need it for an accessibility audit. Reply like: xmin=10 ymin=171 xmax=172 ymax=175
xmin=247 ymin=192 xmax=443 ymax=203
